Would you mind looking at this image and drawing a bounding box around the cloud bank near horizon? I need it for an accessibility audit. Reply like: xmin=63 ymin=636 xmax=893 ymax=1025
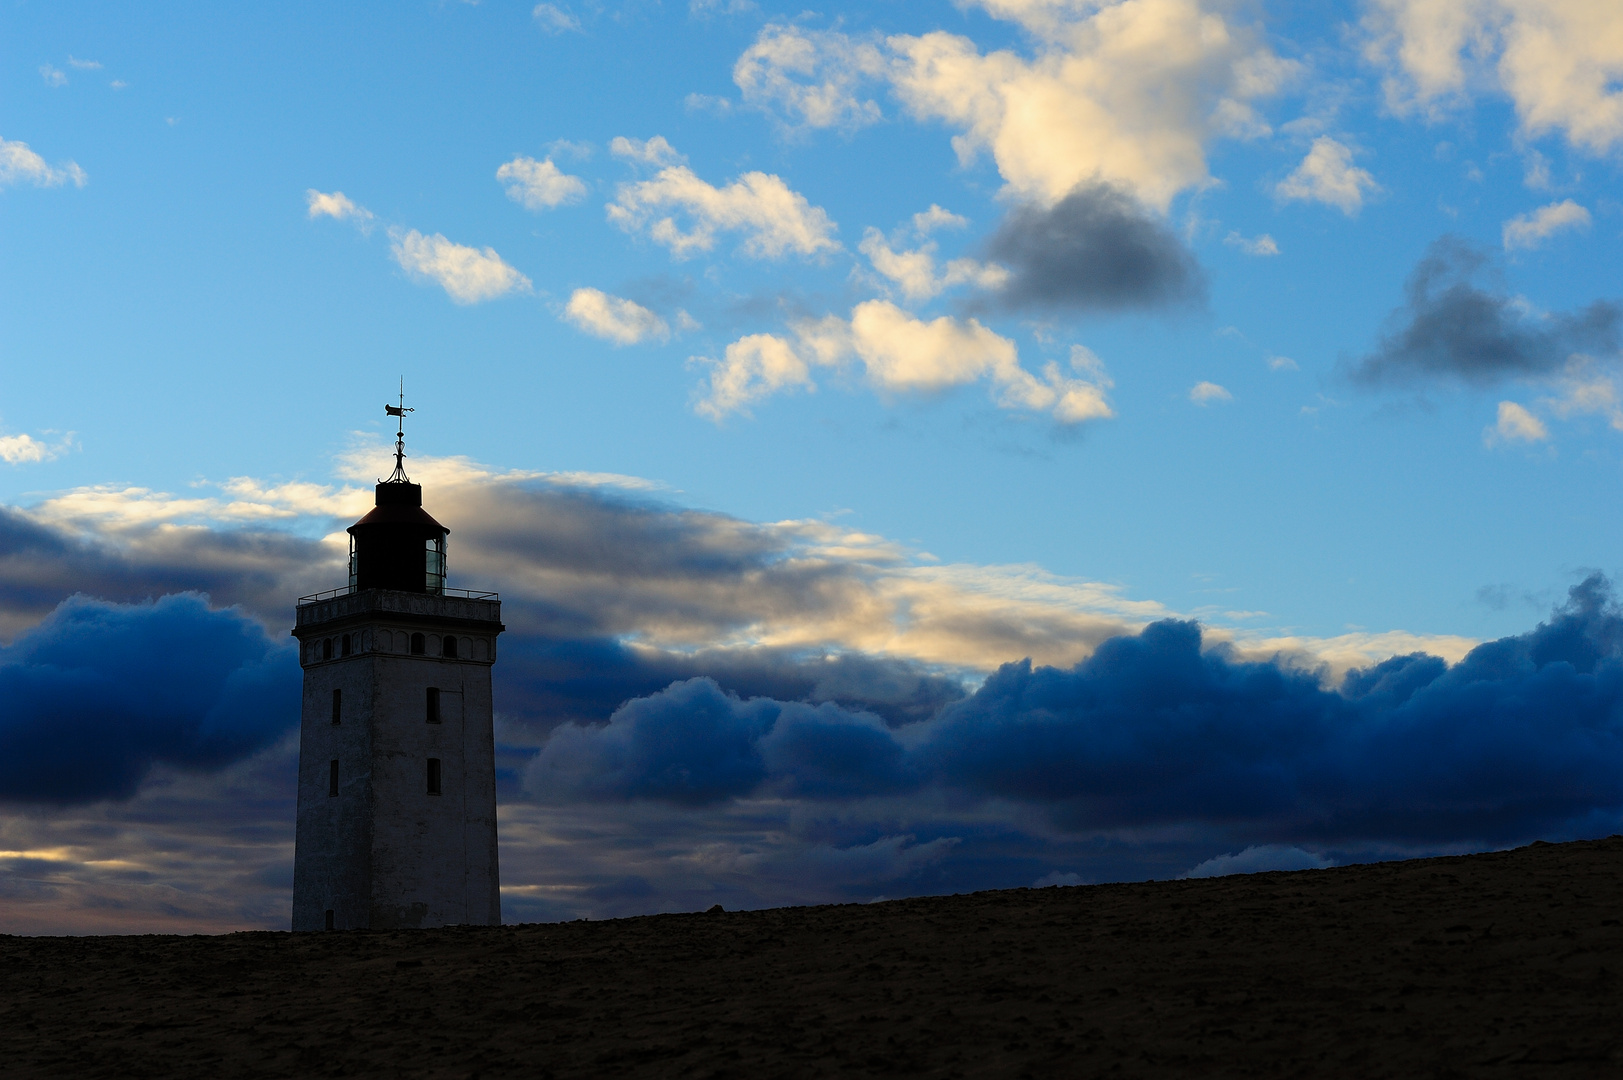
xmin=7 ymin=452 xmax=1598 ymax=932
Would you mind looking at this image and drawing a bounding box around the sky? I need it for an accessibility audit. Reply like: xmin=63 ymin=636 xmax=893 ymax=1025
xmin=2 ymin=0 xmax=1622 ymax=932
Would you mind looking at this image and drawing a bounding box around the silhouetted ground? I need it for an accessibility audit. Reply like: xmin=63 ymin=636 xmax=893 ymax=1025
xmin=3 ymin=837 xmax=1621 ymax=1078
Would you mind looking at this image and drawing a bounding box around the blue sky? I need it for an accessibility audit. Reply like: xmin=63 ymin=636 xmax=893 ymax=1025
xmin=3 ymin=0 xmax=1623 ymax=931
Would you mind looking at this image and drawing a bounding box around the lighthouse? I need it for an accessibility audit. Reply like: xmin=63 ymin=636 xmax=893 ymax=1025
xmin=290 ymin=394 xmax=504 ymax=930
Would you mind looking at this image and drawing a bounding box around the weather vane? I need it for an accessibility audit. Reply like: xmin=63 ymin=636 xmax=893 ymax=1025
xmin=383 ymin=378 xmax=414 ymax=483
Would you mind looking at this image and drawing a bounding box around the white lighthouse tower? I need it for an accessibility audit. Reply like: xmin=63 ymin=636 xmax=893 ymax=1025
xmin=291 ymin=395 xmax=504 ymax=930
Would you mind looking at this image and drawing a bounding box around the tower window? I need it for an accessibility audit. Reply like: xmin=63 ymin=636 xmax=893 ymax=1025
xmin=322 ymin=638 xmax=333 ymax=661
xmin=426 ymin=687 xmax=441 ymax=724
xmin=341 ymin=634 xmax=351 ymax=657
xmin=331 ymin=688 xmax=342 ymax=725
xmin=442 ymin=635 xmax=458 ymax=659
xmin=426 ymin=758 xmax=442 ymax=795
xmin=325 ymin=909 xmax=335 ymax=931
xmin=425 ymin=536 xmax=446 ymax=594
xmin=410 ymin=632 xmax=426 ymax=656
xmin=329 ymin=759 xmax=339 ymax=797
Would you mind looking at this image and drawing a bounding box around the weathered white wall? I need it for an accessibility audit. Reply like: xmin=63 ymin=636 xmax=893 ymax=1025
xmin=291 ymin=594 xmax=502 ymax=931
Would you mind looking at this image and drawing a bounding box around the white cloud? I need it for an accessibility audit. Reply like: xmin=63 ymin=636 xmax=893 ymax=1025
xmin=67 ymin=57 xmax=102 ymax=70
xmin=0 ymin=137 xmax=87 ymax=189
xmin=608 ymin=159 xmax=839 ymax=260
xmin=1501 ymin=198 xmax=1591 ymax=250
xmin=1267 ymin=355 xmax=1299 ymax=371
xmin=563 ymin=288 xmax=670 ymax=345
xmin=39 ymin=64 xmax=67 ymax=87
xmin=885 ymin=0 xmax=1298 ymax=210
xmin=0 ymin=432 xmax=69 ymax=465
xmin=1365 ymin=0 xmax=1623 ymax=154
xmin=388 ymin=228 xmax=532 ymax=304
xmin=1223 ymin=230 xmax=1280 ymax=255
xmin=912 ymin=204 xmax=968 ymax=234
xmin=696 ymin=303 xmax=1112 ymax=424
xmin=1540 ymin=361 xmax=1623 ymax=432
xmin=694 ymin=333 xmax=818 ymax=420
xmin=609 ymin=135 xmax=685 ymax=167
xmin=532 ymin=3 xmax=580 ymax=33
xmin=1275 ymin=136 xmax=1380 ymax=214
xmin=733 ymin=24 xmax=888 ymax=131
xmin=858 ymin=227 xmax=1009 ymax=303
xmin=691 ymin=0 xmax=756 ymax=16
xmin=496 ymin=156 xmax=587 ymax=210
xmin=1189 ymin=381 xmax=1233 ymax=404
xmin=304 ymin=189 xmax=374 ymax=225
xmin=1485 ymin=400 xmax=1549 ymax=444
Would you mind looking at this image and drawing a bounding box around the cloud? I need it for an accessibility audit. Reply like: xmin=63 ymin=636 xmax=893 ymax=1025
xmin=858 ymin=227 xmax=1008 ymax=303
xmin=1267 ymin=355 xmax=1299 ymax=371
xmin=607 ymin=160 xmax=839 ymax=260
xmin=304 ymin=189 xmax=374 ymax=225
xmin=609 ymin=136 xmax=685 ymax=167
xmin=693 ymin=333 xmax=817 ymax=419
xmin=980 ymin=184 xmax=1205 ymax=313
xmin=388 ymin=228 xmax=531 ymax=304
xmin=1275 ymin=137 xmax=1380 ymax=214
xmin=39 ymin=64 xmax=67 ymax=87
xmin=1189 ymin=381 xmax=1232 ymax=405
xmin=733 ymin=24 xmax=887 ymax=131
xmin=1364 ymin=0 xmax=1623 ymax=154
xmin=731 ymin=2 xmax=1293 ymax=211
xmin=496 ymin=156 xmax=587 ymax=210
xmin=1350 ymin=236 xmax=1622 ymax=385
xmin=913 ymin=205 xmax=968 ymax=234
xmin=0 ymin=594 xmax=298 ymax=804
xmin=67 ymin=57 xmax=101 ymax=70
xmin=563 ymin=288 xmax=670 ymax=345
xmin=0 ymin=432 xmax=69 ymax=465
xmin=1184 ymin=845 xmax=1335 ymax=877
xmin=885 ymin=0 xmax=1296 ymax=210
xmin=0 ymin=137 xmax=87 ymax=189
xmin=1224 ymin=230 xmax=1280 ymax=256
xmin=532 ymin=3 xmax=580 ymax=33
xmin=1502 ymin=199 xmax=1591 ymax=250
xmin=1 ymin=454 xmax=1527 ymax=927
xmin=1485 ymin=400 xmax=1549 ymax=444
xmin=695 ymin=304 xmax=1114 ymax=424
xmin=526 ymin=575 xmax=1623 ymax=852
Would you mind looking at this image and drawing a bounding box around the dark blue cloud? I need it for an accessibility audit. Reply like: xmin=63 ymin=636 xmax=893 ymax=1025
xmin=496 ymin=634 xmax=965 ymax=734
xmin=0 ymin=593 xmax=299 ymax=804
xmin=530 ymin=676 xmax=915 ymax=805
xmin=1350 ymin=236 xmax=1622 ymax=385
xmin=528 ymin=576 xmax=1623 ymax=848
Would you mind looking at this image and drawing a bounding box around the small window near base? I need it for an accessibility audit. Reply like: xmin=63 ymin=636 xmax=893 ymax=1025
xmin=329 ymin=759 xmax=339 ymax=797
xmin=325 ymin=909 xmax=335 ymax=931
xmin=442 ymin=635 xmax=458 ymax=659
xmin=331 ymin=688 xmax=342 ymax=725
xmin=341 ymin=633 xmax=351 ymax=657
xmin=427 ymin=757 xmax=442 ymax=796
xmin=426 ymin=687 xmax=441 ymax=724
xmin=322 ymin=638 xmax=333 ymax=661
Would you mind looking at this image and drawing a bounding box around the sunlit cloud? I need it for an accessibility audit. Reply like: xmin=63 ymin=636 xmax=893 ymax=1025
xmin=608 ymin=155 xmax=840 ymax=259
xmin=496 ymin=156 xmax=588 ymax=210
xmin=563 ymin=288 xmax=670 ymax=345
xmin=388 ymin=228 xmax=532 ymax=304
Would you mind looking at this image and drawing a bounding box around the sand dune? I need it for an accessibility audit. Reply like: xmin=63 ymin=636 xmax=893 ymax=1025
xmin=3 ymin=837 xmax=1621 ymax=1077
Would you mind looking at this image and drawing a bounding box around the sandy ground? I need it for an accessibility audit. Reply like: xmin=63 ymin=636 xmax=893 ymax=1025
xmin=3 ymin=837 xmax=1620 ymax=1078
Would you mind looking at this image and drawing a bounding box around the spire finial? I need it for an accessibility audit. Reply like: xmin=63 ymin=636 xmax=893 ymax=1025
xmin=383 ymin=378 xmax=414 ymax=483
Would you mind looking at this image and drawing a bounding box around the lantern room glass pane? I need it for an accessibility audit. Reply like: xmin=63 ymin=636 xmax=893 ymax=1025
xmin=424 ymin=536 xmax=446 ymax=594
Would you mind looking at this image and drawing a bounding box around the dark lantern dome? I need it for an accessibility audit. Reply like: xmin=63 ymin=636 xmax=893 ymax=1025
xmin=347 ymin=481 xmax=448 ymax=593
